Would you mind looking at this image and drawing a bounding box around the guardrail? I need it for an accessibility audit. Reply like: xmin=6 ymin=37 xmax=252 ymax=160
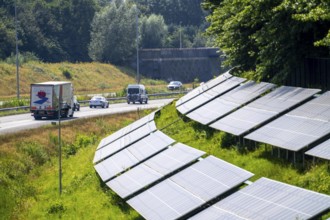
xmin=0 ymin=91 xmax=187 ymax=112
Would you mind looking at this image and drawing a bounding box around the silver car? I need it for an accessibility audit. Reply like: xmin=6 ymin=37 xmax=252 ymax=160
xmin=89 ymin=96 xmax=109 ymax=108
xmin=167 ymin=81 xmax=182 ymax=90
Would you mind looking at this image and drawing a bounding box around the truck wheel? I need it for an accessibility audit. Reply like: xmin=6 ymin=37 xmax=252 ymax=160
xmin=145 ymin=99 xmax=148 ymax=104
xmin=34 ymin=116 xmax=41 ymax=120
xmin=140 ymin=100 xmax=143 ymax=104
xmin=127 ymin=100 xmax=130 ymax=104
xmin=133 ymin=101 xmax=135 ymax=104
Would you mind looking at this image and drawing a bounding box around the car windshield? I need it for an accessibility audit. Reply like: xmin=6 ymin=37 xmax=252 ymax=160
xmin=128 ymin=88 xmax=139 ymax=94
xmin=170 ymin=81 xmax=180 ymax=85
xmin=92 ymin=97 xmax=102 ymax=100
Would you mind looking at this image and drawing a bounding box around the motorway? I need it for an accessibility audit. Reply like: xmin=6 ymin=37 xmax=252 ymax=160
xmin=0 ymin=99 xmax=173 ymax=135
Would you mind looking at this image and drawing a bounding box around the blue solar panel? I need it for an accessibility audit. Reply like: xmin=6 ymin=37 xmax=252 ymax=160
xmin=211 ymin=86 xmax=320 ymax=136
xmin=245 ymin=91 xmax=330 ymax=151
xmin=190 ymin=177 xmax=330 ymax=220
xmin=176 ymin=70 xmax=233 ymax=107
xmin=186 ymin=81 xmax=275 ymax=125
xmin=177 ymin=76 xmax=246 ymax=115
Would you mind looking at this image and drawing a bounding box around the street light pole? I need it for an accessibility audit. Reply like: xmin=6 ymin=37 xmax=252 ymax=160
xmin=136 ymin=7 xmax=140 ymax=84
xmin=15 ymin=0 xmax=20 ymax=99
xmin=58 ymin=90 xmax=62 ymax=195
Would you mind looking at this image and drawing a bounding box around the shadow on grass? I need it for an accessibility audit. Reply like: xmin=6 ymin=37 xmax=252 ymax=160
xmin=96 ymin=172 xmax=133 ymax=214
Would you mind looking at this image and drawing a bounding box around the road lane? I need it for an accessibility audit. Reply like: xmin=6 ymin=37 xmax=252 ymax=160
xmin=0 ymin=99 xmax=173 ymax=135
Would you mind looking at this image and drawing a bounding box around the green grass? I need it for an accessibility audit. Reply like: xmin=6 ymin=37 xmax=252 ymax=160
xmin=0 ymin=111 xmax=150 ymax=220
xmin=1 ymin=102 xmax=329 ymax=219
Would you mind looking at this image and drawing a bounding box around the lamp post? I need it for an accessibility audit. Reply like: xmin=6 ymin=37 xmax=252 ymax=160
xmin=15 ymin=0 xmax=20 ymax=99
xmin=58 ymin=99 xmax=62 ymax=195
xmin=136 ymin=6 xmax=140 ymax=84
xmin=52 ymin=93 xmax=62 ymax=195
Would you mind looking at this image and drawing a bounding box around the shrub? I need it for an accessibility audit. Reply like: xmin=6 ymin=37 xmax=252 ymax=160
xmin=62 ymin=69 xmax=72 ymax=79
xmin=17 ymin=142 xmax=50 ymax=166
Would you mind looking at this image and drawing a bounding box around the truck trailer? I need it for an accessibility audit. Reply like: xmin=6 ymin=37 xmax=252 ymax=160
xmin=30 ymin=81 xmax=74 ymax=120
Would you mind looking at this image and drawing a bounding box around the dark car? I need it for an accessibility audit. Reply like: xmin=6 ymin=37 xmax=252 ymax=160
xmin=127 ymin=84 xmax=148 ymax=104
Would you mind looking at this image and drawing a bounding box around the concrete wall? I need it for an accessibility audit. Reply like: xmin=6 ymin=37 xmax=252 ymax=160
xmin=136 ymin=47 xmax=222 ymax=83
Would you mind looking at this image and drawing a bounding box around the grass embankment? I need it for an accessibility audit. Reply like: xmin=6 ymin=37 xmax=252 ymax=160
xmin=1 ymin=102 xmax=329 ymax=219
xmin=0 ymin=61 xmax=167 ymax=100
xmin=0 ymin=111 xmax=149 ymax=220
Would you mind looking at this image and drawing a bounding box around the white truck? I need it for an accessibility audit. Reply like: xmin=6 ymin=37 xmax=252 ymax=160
xmin=30 ymin=81 xmax=74 ymax=120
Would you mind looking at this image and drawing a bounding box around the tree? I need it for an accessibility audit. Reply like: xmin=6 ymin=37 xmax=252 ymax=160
xmin=203 ymin=0 xmax=330 ymax=84
xmin=0 ymin=7 xmax=16 ymax=59
xmin=89 ymin=2 xmax=137 ymax=64
xmin=140 ymin=14 xmax=168 ymax=48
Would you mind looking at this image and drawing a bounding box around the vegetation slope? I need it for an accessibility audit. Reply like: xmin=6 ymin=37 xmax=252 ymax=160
xmin=0 ymin=102 xmax=329 ymax=219
xmin=0 ymin=62 xmax=166 ymax=100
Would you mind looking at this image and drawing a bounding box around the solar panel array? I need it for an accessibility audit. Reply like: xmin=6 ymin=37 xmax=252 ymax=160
xmin=190 ymin=177 xmax=330 ymax=220
xmin=93 ymin=121 xmax=157 ymax=163
xmin=107 ymin=143 xmax=205 ymax=199
xmin=177 ymin=76 xmax=246 ymax=115
xmin=186 ymin=81 xmax=275 ymax=125
xmin=127 ymin=156 xmax=254 ymax=220
xmin=97 ymin=111 xmax=156 ymax=150
xmin=92 ymin=80 xmax=330 ymax=219
xmin=306 ymin=139 xmax=330 ymax=160
xmin=94 ymin=130 xmax=175 ymax=182
xmin=210 ymin=86 xmax=320 ymax=136
xmin=176 ymin=70 xmax=233 ymax=107
xmin=245 ymin=91 xmax=330 ymax=151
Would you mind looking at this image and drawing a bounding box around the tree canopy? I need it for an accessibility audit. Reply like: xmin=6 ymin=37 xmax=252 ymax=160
xmin=0 ymin=0 xmax=207 ymax=63
xmin=203 ymin=0 xmax=330 ymax=83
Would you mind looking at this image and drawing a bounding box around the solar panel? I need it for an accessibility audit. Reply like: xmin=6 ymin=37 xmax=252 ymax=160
xmin=306 ymin=138 xmax=330 ymax=160
xmin=94 ymin=130 xmax=175 ymax=182
xmin=97 ymin=111 xmax=156 ymax=150
xmin=176 ymin=70 xmax=233 ymax=107
xmin=190 ymin=177 xmax=330 ymax=220
xmin=245 ymin=91 xmax=330 ymax=151
xmin=186 ymin=81 xmax=275 ymax=125
xmin=211 ymin=86 xmax=320 ymax=136
xmin=177 ymin=76 xmax=246 ymax=115
xmin=127 ymin=156 xmax=253 ymax=220
xmin=107 ymin=143 xmax=205 ymax=199
xmin=93 ymin=121 xmax=157 ymax=163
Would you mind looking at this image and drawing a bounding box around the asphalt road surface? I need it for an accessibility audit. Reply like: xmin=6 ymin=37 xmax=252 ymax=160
xmin=0 ymin=99 xmax=173 ymax=135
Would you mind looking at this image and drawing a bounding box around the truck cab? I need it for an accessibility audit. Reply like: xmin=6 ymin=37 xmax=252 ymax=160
xmin=126 ymin=84 xmax=148 ymax=104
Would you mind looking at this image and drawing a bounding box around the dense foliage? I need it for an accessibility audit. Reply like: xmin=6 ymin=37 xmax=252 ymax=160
xmin=203 ymin=0 xmax=330 ymax=84
xmin=0 ymin=0 xmax=207 ymax=64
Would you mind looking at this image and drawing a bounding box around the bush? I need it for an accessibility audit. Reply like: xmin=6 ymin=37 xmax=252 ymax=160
xmin=17 ymin=142 xmax=50 ymax=166
xmin=62 ymin=69 xmax=72 ymax=79
xmin=4 ymin=52 xmax=40 ymax=65
xmin=1 ymin=98 xmax=29 ymax=108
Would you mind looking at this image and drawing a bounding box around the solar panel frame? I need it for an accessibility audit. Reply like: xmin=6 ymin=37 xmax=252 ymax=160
xmin=107 ymin=143 xmax=205 ymax=199
xmin=190 ymin=177 xmax=330 ymax=220
xmin=176 ymin=70 xmax=233 ymax=107
xmin=97 ymin=111 xmax=156 ymax=150
xmin=305 ymin=138 xmax=330 ymax=160
xmin=177 ymin=76 xmax=246 ymax=115
xmin=93 ymin=121 xmax=157 ymax=163
xmin=127 ymin=156 xmax=254 ymax=220
xmin=186 ymin=81 xmax=275 ymax=125
xmin=210 ymin=86 xmax=320 ymax=136
xmin=94 ymin=130 xmax=175 ymax=182
xmin=245 ymin=91 xmax=330 ymax=151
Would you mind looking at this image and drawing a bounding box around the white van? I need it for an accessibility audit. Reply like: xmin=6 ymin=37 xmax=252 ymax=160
xmin=126 ymin=84 xmax=148 ymax=104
